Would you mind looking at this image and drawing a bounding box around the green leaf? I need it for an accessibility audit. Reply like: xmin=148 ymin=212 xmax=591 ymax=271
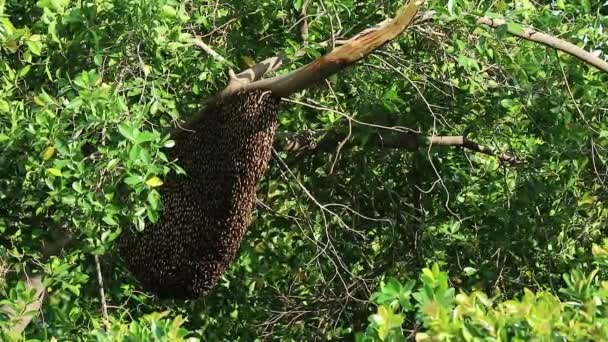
xmin=141 ymin=149 xmax=153 ymax=166
xmin=161 ymin=5 xmax=177 ymax=18
xmin=102 ymin=216 xmax=118 ymax=226
xmin=507 ymin=22 xmax=525 ymax=35
xmin=124 ymin=175 xmax=143 ymax=186
xmin=118 ymin=123 xmax=136 ymax=141
xmin=94 ymin=54 xmax=103 ymax=66
xmin=37 ymin=0 xmax=69 ymax=14
xmin=71 ymin=181 xmax=83 ymax=193
xmin=372 ymin=305 xmax=404 ymax=341
xmin=500 ymin=98 xmax=514 ymax=108
xmin=0 ymin=99 xmax=9 ymax=113
xmin=135 ymin=131 xmax=158 ymax=144
xmin=64 ymin=284 xmax=80 ymax=296
xmin=463 ymin=267 xmax=477 ymax=276
xmin=148 ymin=190 xmax=161 ymax=210
xmin=26 ymin=36 xmax=43 ymax=56
xmin=17 ymin=64 xmax=30 ymax=77
xmin=129 ymin=144 xmax=141 ymax=163
xmin=61 ymin=195 xmax=76 ymax=206
xmin=147 ymin=207 xmax=159 ymax=223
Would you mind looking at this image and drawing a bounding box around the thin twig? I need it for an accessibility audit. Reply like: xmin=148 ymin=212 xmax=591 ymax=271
xmin=94 ymin=255 xmax=110 ymax=331
xmin=191 ymin=37 xmax=230 ymax=65
xmin=325 ymin=80 xmax=350 ymax=175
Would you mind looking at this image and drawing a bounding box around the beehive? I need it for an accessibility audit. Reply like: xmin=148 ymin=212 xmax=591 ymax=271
xmin=119 ymin=89 xmax=280 ymax=299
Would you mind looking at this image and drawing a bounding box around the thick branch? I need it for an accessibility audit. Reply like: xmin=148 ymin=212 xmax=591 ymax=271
xmin=275 ymin=129 xmax=524 ymax=165
xmin=478 ymin=17 xmax=608 ymax=74
xmin=222 ymin=0 xmax=424 ymax=98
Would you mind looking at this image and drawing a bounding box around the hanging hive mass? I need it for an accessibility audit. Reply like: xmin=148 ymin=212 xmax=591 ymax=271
xmin=119 ymin=89 xmax=280 ymax=299
xmin=118 ymin=1 xmax=420 ymax=299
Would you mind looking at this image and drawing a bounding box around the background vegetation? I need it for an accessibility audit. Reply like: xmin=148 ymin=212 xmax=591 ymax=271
xmin=1 ymin=0 xmax=607 ymax=340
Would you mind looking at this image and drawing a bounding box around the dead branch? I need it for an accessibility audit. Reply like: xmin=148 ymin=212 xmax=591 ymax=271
xmin=477 ymin=17 xmax=608 ymax=74
xmin=275 ymin=129 xmax=524 ymax=165
xmin=220 ymin=0 xmax=425 ymax=98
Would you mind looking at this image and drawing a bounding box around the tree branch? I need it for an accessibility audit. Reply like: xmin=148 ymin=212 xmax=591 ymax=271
xmin=298 ymin=0 xmax=311 ymax=43
xmin=2 ymin=229 xmax=72 ymax=336
xmin=275 ymin=129 xmax=524 ymax=165
xmin=191 ymin=37 xmax=230 ymax=65
xmin=477 ymin=17 xmax=608 ymax=74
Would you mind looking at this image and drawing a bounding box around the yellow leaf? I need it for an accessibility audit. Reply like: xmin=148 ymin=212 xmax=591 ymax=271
xmin=48 ymin=168 xmax=62 ymax=177
xmin=42 ymin=146 xmax=56 ymax=160
xmin=415 ymin=333 xmax=431 ymax=342
xmin=578 ymin=195 xmax=597 ymax=207
xmin=592 ymin=243 xmax=608 ymax=257
xmin=143 ymin=64 xmax=151 ymax=77
xmin=146 ymin=176 xmax=163 ymax=187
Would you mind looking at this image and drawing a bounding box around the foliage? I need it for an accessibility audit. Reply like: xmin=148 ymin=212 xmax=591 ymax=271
xmin=92 ymin=312 xmax=193 ymax=342
xmin=359 ymin=241 xmax=608 ymax=341
xmin=0 ymin=0 xmax=607 ymax=340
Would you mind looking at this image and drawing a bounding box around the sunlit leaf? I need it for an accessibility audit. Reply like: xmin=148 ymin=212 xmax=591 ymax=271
xmin=145 ymin=176 xmax=163 ymax=187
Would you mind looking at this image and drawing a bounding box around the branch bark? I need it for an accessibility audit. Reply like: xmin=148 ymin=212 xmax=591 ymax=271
xmin=275 ymin=129 xmax=524 ymax=165
xmin=477 ymin=17 xmax=608 ymax=74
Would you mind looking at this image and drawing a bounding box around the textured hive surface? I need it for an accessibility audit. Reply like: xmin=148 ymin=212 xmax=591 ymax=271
xmin=119 ymin=89 xmax=280 ymax=299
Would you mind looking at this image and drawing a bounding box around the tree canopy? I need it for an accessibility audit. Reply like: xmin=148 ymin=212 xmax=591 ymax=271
xmin=1 ymin=0 xmax=608 ymax=341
